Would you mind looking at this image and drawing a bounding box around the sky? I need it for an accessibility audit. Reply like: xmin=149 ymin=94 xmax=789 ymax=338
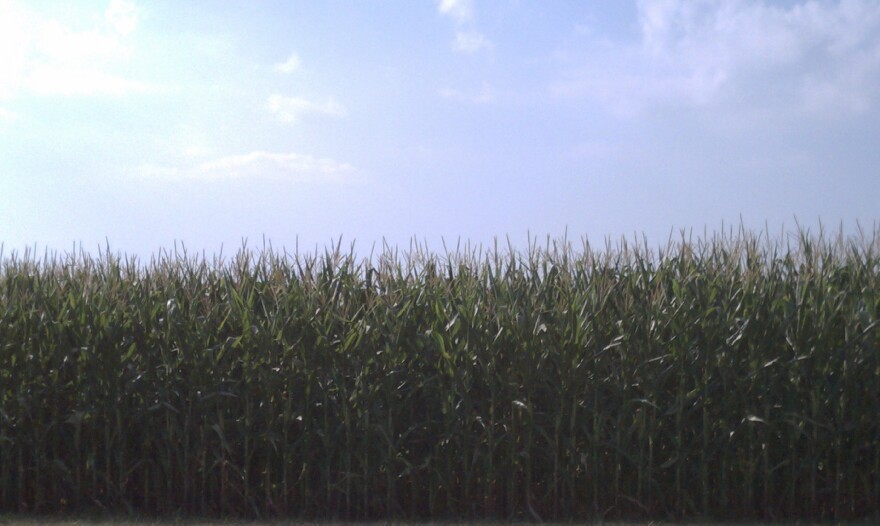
xmin=1 ymin=0 xmax=879 ymax=260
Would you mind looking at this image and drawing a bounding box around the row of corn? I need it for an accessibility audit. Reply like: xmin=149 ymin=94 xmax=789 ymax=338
xmin=1 ymin=229 xmax=878 ymax=520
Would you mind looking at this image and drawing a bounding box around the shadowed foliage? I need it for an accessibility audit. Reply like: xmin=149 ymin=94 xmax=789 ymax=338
xmin=1 ymin=227 xmax=878 ymax=521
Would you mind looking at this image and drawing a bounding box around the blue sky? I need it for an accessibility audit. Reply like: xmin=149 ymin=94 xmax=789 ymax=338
xmin=1 ymin=0 xmax=878 ymax=258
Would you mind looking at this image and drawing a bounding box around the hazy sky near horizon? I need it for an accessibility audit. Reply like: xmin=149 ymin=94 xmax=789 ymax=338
xmin=1 ymin=0 xmax=879 ymax=258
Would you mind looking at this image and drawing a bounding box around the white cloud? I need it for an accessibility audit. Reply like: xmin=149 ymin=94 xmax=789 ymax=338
xmin=0 ymin=106 xmax=19 ymax=122
xmin=267 ymin=94 xmax=347 ymax=124
xmin=437 ymin=0 xmax=493 ymax=54
xmin=274 ymin=53 xmax=301 ymax=74
xmin=139 ymin=151 xmax=357 ymax=183
xmin=438 ymin=82 xmax=495 ymax=103
xmin=35 ymin=19 xmax=131 ymax=63
xmin=554 ymin=0 xmax=880 ymax=118
xmin=105 ymin=0 xmax=138 ymax=36
xmin=0 ymin=1 xmax=31 ymax=98
xmin=453 ymin=30 xmax=492 ymax=53
xmin=171 ymin=126 xmax=214 ymax=159
xmin=438 ymin=0 xmax=473 ymax=23
xmin=27 ymin=65 xmax=155 ymax=97
xmin=0 ymin=0 xmax=154 ymax=99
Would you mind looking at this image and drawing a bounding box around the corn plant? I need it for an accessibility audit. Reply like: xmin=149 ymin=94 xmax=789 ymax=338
xmin=0 ymin=226 xmax=878 ymax=521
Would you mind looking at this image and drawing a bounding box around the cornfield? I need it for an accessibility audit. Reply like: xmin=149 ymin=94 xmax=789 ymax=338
xmin=1 ymin=227 xmax=878 ymax=521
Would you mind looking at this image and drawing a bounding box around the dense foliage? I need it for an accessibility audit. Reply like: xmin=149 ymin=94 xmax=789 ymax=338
xmin=1 ymin=229 xmax=878 ymax=521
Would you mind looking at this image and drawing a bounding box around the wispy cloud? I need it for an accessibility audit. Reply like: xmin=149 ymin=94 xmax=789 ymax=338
xmin=438 ymin=0 xmax=473 ymax=23
xmin=139 ymin=151 xmax=357 ymax=183
xmin=171 ymin=126 xmax=214 ymax=159
xmin=267 ymin=94 xmax=347 ymax=124
xmin=437 ymin=0 xmax=492 ymax=54
xmin=28 ymin=66 xmax=155 ymax=97
xmin=552 ymin=0 xmax=880 ymax=118
xmin=438 ymin=82 xmax=495 ymax=104
xmin=273 ymin=52 xmax=301 ymax=74
xmin=105 ymin=0 xmax=138 ymax=36
xmin=0 ymin=107 xmax=19 ymax=122
xmin=453 ymin=31 xmax=492 ymax=53
xmin=0 ymin=0 xmax=157 ymax=99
